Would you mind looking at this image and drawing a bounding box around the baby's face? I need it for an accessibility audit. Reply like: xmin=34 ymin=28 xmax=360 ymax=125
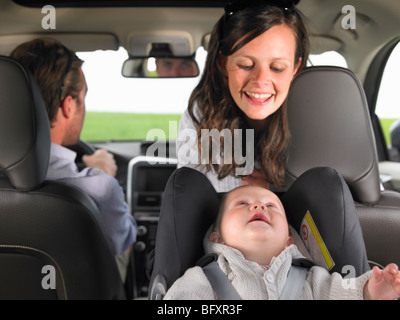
xmin=217 ymin=185 xmax=290 ymax=255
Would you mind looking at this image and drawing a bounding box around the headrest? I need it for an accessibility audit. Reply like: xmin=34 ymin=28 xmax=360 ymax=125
xmin=0 ymin=56 xmax=50 ymax=190
xmin=285 ymin=66 xmax=381 ymax=205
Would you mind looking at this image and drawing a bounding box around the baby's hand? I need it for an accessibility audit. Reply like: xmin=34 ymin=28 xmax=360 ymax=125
xmin=364 ymin=264 xmax=400 ymax=300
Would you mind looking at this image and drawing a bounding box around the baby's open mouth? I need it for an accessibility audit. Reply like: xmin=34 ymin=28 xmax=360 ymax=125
xmin=249 ymin=213 xmax=269 ymax=224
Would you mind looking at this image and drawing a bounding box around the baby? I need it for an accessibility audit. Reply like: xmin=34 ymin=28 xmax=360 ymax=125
xmin=164 ymin=185 xmax=400 ymax=300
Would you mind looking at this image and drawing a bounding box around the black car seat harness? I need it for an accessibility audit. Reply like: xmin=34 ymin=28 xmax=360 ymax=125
xmin=197 ymin=253 xmax=314 ymax=300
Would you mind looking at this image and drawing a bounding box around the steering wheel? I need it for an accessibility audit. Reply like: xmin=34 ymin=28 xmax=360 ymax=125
xmin=66 ymin=139 xmax=128 ymax=196
xmin=66 ymin=139 xmax=96 ymax=171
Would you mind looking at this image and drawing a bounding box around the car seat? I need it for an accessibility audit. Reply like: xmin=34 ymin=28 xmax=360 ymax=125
xmin=149 ymin=166 xmax=370 ymax=300
xmin=284 ymin=66 xmax=400 ymax=268
xmin=0 ymin=56 xmax=125 ymax=299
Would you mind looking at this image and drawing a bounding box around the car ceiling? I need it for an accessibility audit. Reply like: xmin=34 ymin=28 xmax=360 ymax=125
xmin=1 ymin=0 xmax=400 ymax=82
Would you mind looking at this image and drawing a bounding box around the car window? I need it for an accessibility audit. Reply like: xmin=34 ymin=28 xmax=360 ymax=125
xmin=78 ymin=48 xmax=345 ymax=142
xmin=77 ymin=47 xmax=206 ymax=142
xmin=375 ymin=42 xmax=400 ymax=147
xmin=307 ymin=51 xmax=348 ymax=68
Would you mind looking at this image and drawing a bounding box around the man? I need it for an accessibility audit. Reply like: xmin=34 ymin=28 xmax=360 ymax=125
xmin=11 ymin=38 xmax=137 ymax=279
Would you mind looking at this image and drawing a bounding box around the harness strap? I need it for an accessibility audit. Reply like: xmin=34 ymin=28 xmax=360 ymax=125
xmin=200 ymin=254 xmax=313 ymax=300
xmin=202 ymin=261 xmax=242 ymax=300
xmin=279 ymin=265 xmax=308 ymax=300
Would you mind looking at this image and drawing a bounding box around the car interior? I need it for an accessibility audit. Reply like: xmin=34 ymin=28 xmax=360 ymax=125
xmin=0 ymin=56 xmax=126 ymax=299
xmin=284 ymin=65 xmax=400 ymax=269
xmin=1 ymin=0 xmax=400 ymax=300
xmin=149 ymin=165 xmax=371 ymax=300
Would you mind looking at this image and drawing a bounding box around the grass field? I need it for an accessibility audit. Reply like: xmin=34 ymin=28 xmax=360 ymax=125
xmin=81 ymin=112 xmax=182 ymax=141
xmin=380 ymin=118 xmax=397 ymax=146
xmin=81 ymin=112 xmax=398 ymax=148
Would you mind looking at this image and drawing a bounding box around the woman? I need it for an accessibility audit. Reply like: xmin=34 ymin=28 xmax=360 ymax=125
xmin=176 ymin=0 xmax=309 ymax=192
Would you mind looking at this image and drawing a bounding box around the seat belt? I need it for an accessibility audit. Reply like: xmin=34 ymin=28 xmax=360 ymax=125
xmin=279 ymin=258 xmax=314 ymax=300
xmin=200 ymin=254 xmax=313 ymax=300
xmin=202 ymin=261 xmax=242 ymax=300
xmin=279 ymin=265 xmax=308 ymax=300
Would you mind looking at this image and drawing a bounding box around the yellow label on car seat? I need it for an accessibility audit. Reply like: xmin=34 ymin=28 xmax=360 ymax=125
xmin=300 ymin=211 xmax=335 ymax=270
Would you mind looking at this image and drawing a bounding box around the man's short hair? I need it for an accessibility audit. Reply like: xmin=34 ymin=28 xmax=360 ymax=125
xmin=10 ymin=37 xmax=84 ymax=124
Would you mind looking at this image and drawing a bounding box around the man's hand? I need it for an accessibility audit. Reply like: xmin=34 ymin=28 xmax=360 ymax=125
xmin=82 ymin=149 xmax=117 ymax=177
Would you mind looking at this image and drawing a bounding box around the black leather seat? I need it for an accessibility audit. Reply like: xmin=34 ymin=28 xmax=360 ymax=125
xmin=285 ymin=66 xmax=400 ymax=268
xmin=0 ymin=56 xmax=125 ymax=299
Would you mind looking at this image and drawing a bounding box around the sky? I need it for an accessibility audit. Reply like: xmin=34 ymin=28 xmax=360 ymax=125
xmin=376 ymin=44 xmax=400 ymax=118
xmin=78 ymin=48 xmax=205 ymax=114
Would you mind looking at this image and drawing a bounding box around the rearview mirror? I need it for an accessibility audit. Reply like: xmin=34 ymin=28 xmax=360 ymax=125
xmin=122 ymin=56 xmax=199 ymax=78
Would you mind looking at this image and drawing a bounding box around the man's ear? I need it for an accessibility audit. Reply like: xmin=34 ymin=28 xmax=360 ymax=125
xmin=60 ymin=95 xmax=73 ymax=119
xmin=209 ymin=231 xmax=224 ymax=244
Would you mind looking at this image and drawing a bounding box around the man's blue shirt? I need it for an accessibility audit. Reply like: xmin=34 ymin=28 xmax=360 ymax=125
xmin=46 ymin=143 xmax=137 ymax=255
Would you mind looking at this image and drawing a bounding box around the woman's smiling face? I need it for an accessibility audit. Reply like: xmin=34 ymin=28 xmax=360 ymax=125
xmin=225 ymin=24 xmax=300 ymax=130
